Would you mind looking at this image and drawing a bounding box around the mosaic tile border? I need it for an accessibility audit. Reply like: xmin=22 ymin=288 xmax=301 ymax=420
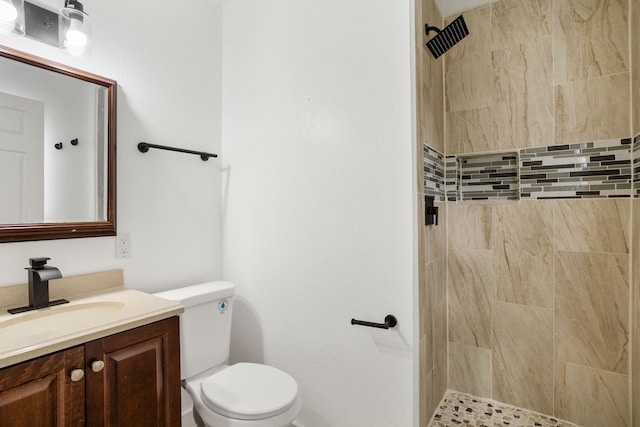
xmin=429 ymin=391 xmax=580 ymax=427
xmin=445 ymin=155 xmax=459 ymax=202
xmin=520 ymin=139 xmax=631 ymax=199
xmin=438 ymin=138 xmax=632 ymax=201
xmin=458 ymin=153 xmax=518 ymax=201
xmin=424 ymin=144 xmax=446 ymax=201
xmin=634 ymin=134 xmax=640 ymax=197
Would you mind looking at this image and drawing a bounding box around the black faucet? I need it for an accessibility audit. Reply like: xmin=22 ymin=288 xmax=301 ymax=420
xmin=8 ymin=258 xmax=69 ymax=314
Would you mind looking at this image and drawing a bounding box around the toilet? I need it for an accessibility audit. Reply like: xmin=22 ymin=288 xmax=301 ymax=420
xmin=155 ymin=281 xmax=301 ymax=427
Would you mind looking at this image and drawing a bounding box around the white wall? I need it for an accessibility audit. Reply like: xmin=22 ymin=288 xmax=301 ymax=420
xmin=220 ymin=1 xmax=416 ymax=426
xmin=0 ymin=0 xmax=223 ymax=291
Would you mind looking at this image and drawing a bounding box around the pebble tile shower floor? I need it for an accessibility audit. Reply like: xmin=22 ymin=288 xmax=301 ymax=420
xmin=429 ymin=391 xmax=580 ymax=427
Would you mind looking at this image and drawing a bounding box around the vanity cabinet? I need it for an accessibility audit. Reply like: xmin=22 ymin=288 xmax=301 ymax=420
xmin=85 ymin=317 xmax=180 ymax=427
xmin=0 ymin=317 xmax=180 ymax=427
xmin=0 ymin=345 xmax=85 ymax=427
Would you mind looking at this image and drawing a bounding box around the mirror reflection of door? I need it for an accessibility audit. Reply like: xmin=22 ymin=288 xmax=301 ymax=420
xmin=0 ymin=92 xmax=44 ymax=224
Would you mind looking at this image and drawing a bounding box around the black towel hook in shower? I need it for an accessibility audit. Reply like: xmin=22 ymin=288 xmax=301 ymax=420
xmin=351 ymin=314 xmax=398 ymax=330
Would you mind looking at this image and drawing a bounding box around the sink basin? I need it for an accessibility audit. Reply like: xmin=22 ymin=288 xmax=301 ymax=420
xmin=0 ymin=301 xmax=125 ymax=348
xmin=0 ymin=284 xmax=183 ymax=369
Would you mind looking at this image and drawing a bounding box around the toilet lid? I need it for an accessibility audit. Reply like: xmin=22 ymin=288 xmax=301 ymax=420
xmin=200 ymin=363 xmax=299 ymax=420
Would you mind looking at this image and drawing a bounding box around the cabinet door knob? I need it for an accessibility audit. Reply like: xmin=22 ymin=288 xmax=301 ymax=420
xmin=91 ymin=360 xmax=105 ymax=372
xmin=70 ymin=369 xmax=85 ymax=382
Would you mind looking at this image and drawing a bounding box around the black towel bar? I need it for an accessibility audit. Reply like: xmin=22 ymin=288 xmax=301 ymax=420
xmin=138 ymin=142 xmax=218 ymax=161
xmin=351 ymin=314 xmax=397 ymax=329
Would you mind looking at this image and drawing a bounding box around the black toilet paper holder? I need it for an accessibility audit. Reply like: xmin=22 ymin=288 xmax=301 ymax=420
xmin=351 ymin=315 xmax=398 ymax=329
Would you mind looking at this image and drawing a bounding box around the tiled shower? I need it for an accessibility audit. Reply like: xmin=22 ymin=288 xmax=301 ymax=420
xmin=416 ymin=0 xmax=640 ymax=426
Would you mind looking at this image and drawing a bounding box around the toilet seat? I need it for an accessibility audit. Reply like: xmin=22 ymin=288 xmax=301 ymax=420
xmin=200 ymin=363 xmax=299 ymax=421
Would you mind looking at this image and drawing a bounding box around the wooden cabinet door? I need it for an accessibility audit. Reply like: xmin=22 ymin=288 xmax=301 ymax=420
xmin=84 ymin=317 xmax=181 ymax=427
xmin=0 ymin=346 xmax=85 ymax=427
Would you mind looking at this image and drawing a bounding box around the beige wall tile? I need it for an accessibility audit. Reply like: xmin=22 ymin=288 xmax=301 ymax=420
xmin=554 ymin=0 xmax=628 ymax=84
xmin=447 ymin=107 xmax=492 ymax=155
xmin=555 ymin=72 xmax=630 ymax=144
xmin=417 ymin=2 xmax=445 ymax=424
xmin=556 ymin=251 xmax=629 ymax=374
xmin=556 ymin=362 xmax=629 ymax=427
xmin=448 ymin=248 xmax=493 ymax=349
xmin=448 ymin=203 xmax=492 ymax=250
xmin=416 ymin=114 xmax=424 ymax=189
xmin=432 ymin=299 xmax=448 ymax=403
xmin=419 ymin=81 xmax=430 ymax=147
xmin=632 ymin=200 xmax=640 ymax=426
xmin=417 ymin=0 xmax=428 ymax=84
xmin=430 ymin=202 xmax=447 ymax=305
xmin=424 ymin=200 xmax=439 ymax=263
xmin=418 ymin=191 xmax=426 ymax=265
xmin=427 ymin=0 xmax=443 ymax=89
xmin=420 ymin=337 xmax=435 ymax=427
xmin=417 ymin=0 xmax=444 ymax=154
xmin=634 ymin=0 xmax=640 ymax=135
xmin=493 ymin=202 xmax=554 ymax=308
xmin=491 ymin=38 xmax=554 ymax=150
xmin=417 ymin=0 xmax=444 ymax=156
xmin=554 ymin=199 xmax=629 ymax=254
xmin=422 ymin=0 xmax=444 ymax=91
xmin=421 ymin=262 xmax=434 ymax=370
xmin=449 ymin=342 xmax=492 ymax=398
xmin=420 ymin=81 xmax=445 ymax=153
xmin=415 ymin=90 xmax=427 ymax=177
xmin=492 ymin=302 xmax=554 ymax=414
xmin=432 ymin=78 xmax=445 ymax=155
xmin=415 ymin=0 xmax=424 ymax=76
xmin=445 ymin=6 xmax=491 ymax=113
xmin=491 ymin=0 xmax=552 ymax=50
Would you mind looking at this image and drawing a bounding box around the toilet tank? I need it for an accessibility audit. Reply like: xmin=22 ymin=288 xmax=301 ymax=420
xmin=154 ymin=281 xmax=234 ymax=380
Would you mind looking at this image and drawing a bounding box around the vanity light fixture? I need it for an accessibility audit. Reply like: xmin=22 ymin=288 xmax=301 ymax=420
xmin=0 ymin=0 xmax=90 ymax=56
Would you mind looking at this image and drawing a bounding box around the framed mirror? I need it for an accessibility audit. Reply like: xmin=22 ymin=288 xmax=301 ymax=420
xmin=0 ymin=44 xmax=116 ymax=242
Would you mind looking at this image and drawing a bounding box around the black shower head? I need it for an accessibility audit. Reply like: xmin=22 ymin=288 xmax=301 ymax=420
xmin=424 ymin=15 xmax=469 ymax=59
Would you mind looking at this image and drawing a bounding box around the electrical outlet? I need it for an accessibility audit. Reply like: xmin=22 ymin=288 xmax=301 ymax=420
xmin=116 ymin=233 xmax=131 ymax=258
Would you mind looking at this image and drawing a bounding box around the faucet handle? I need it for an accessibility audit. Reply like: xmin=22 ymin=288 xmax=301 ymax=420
xmin=29 ymin=257 xmax=51 ymax=269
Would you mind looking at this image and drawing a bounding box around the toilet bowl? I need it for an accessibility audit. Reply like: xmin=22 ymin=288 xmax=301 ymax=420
xmin=155 ymin=282 xmax=301 ymax=427
xmin=182 ymin=388 xmax=198 ymax=427
xmin=186 ymin=363 xmax=302 ymax=427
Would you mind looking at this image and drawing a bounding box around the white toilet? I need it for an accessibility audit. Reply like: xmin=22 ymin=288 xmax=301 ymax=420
xmin=155 ymin=281 xmax=301 ymax=427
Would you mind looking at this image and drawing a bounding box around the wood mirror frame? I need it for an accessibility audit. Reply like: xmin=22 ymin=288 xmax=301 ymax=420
xmin=0 ymin=45 xmax=116 ymax=243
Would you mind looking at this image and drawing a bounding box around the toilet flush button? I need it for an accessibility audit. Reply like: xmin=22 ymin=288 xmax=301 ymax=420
xmin=218 ymin=300 xmax=228 ymax=313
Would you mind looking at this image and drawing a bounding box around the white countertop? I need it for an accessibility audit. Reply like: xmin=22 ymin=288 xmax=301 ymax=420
xmin=0 ymin=270 xmax=183 ymax=369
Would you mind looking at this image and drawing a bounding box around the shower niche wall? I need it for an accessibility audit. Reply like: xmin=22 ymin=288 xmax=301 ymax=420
xmin=448 ymin=153 xmax=519 ymax=201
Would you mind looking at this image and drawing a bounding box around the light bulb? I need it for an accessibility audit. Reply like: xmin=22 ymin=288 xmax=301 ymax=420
xmin=0 ymin=0 xmax=17 ymax=34
xmin=66 ymin=18 xmax=87 ymax=47
xmin=66 ymin=28 xmax=87 ymax=47
xmin=64 ymin=16 xmax=87 ymax=55
xmin=0 ymin=1 xmax=17 ymax=22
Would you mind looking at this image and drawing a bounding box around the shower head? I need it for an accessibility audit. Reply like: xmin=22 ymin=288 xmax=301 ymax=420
xmin=424 ymin=15 xmax=469 ymax=59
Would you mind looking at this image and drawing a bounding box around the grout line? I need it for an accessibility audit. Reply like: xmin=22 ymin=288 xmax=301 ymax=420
xmin=626 ymin=1 xmax=635 ymax=422
xmin=551 ymin=186 xmax=557 ymax=417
